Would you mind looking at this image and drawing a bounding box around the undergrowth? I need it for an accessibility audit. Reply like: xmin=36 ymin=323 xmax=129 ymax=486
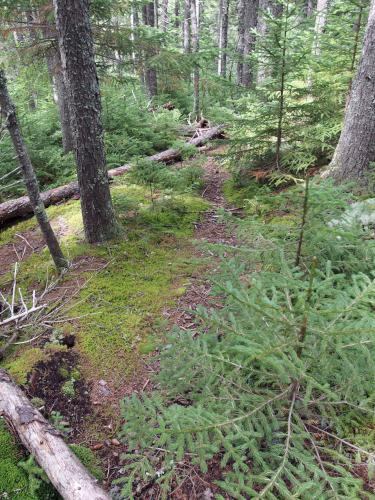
xmin=116 ymin=179 xmax=375 ymax=499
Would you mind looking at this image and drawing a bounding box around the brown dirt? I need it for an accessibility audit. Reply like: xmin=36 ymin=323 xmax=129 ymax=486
xmin=26 ymin=350 xmax=91 ymax=439
xmin=0 ymin=228 xmax=45 ymax=277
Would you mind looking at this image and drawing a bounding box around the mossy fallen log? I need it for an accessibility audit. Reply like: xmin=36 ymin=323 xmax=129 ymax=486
xmin=0 ymin=125 xmax=224 ymax=226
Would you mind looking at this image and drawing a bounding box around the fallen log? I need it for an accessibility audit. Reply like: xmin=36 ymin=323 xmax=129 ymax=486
xmin=0 ymin=369 xmax=110 ymax=500
xmin=0 ymin=125 xmax=224 ymax=226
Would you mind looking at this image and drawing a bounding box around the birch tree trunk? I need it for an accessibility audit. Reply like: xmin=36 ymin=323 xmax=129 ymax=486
xmin=218 ymin=0 xmax=230 ymax=77
xmin=53 ymin=0 xmax=118 ymax=244
xmin=0 ymin=69 xmax=67 ymax=271
xmin=312 ymin=0 xmax=329 ymax=57
xmin=322 ymin=0 xmax=375 ymax=185
xmin=191 ymin=0 xmax=200 ymax=118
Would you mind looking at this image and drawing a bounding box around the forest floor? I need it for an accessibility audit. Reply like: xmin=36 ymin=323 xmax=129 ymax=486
xmin=0 ymin=146 xmax=240 ymax=497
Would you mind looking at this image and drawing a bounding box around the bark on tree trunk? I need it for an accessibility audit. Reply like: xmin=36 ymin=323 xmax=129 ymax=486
xmin=322 ymin=0 xmax=375 ymax=186
xmin=191 ymin=0 xmax=200 ymax=118
xmin=0 ymin=369 xmax=110 ymax=500
xmin=53 ymin=0 xmax=118 ymax=244
xmin=143 ymin=2 xmax=158 ymax=97
xmin=237 ymin=0 xmax=258 ymax=86
xmin=45 ymin=46 xmax=74 ymax=154
xmin=0 ymin=69 xmax=67 ymax=271
xmin=183 ymin=0 xmax=191 ymax=52
xmin=218 ymin=0 xmax=230 ymax=77
xmin=312 ymin=0 xmax=329 ymax=57
xmin=0 ymin=126 xmax=225 ymax=225
xmin=175 ymin=0 xmax=181 ymax=28
xmin=161 ymin=0 xmax=169 ymax=31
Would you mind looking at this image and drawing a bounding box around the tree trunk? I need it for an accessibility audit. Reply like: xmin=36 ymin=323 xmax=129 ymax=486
xmin=0 ymin=126 xmax=225 ymax=225
xmin=161 ymin=0 xmax=169 ymax=31
xmin=46 ymin=46 xmax=74 ymax=154
xmin=191 ymin=0 xmax=200 ymax=118
xmin=53 ymin=0 xmax=118 ymax=244
xmin=143 ymin=2 xmax=158 ymax=97
xmin=312 ymin=0 xmax=329 ymax=57
xmin=183 ymin=0 xmax=191 ymax=52
xmin=322 ymin=0 xmax=375 ymax=185
xmin=175 ymin=0 xmax=181 ymax=28
xmin=0 ymin=369 xmax=110 ymax=500
xmin=237 ymin=0 xmax=258 ymax=86
xmin=0 ymin=69 xmax=67 ymax=271
xmin=218 ymin=0 xmax=230 ymax=77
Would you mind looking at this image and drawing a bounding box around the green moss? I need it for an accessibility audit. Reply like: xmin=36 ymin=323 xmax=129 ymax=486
xmin=61 ymin=378 xmax=75 ymax=398
xmin=1 ymin=186 xmax=207 ymax=395
xmin=69 ymin=444 xmax=104 ymax=481
xmin=223 ymin=179 xmax=268 ymax=208
xmin=0 ymin=420 xmax=57 ymax=499
xmin=3 ymin=348 xmax=47 ymax=385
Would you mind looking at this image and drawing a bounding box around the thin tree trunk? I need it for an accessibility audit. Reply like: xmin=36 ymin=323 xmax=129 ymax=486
xmin=0 ymin=369 xmax=110 ymax=500
xmin=191 ymin=0 xmax=200 ymax=118
xmin=175 ymin=0 xmax=181 ymax=28
xmin=256 ymin=0 xmax=282 ymax=85
xmin=45 ymin=46 xmax=74 ymax=154
xmin=322 ymin=0 xmax=375 ymax=185
xmin=183 ymin=0 xmax=191 ymax=52
xmin=161 ymin=0 xmax=169 ymax=31
xmin=218 ymin=0 xmax=230 ymax=77
xmin=312 ymin=0 xmax=329 ymax=57
xmin=53 ymin=0 xmax=118 ymax=244
xmin=0 ymin=69 xmax=67 ymax=271
xmin=143 ymin=3 xmax=158 ymax=98
xmin=275 ymin=4 xmax=288 ymax=169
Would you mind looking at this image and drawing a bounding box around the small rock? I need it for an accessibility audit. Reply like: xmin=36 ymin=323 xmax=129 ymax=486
xmin=98 ymin=385 xmax=111 ymax=396
xmin=91 ymin=443 xmax=103 ymax=451
xmin=111 ymin=438 xmax=120 ymax=446
xmin=98 ymin=379 xmax=107 ymax=386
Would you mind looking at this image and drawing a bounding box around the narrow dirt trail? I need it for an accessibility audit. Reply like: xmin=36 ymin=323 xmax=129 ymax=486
xmin=165 ymin=149 xmax=238 ymax=334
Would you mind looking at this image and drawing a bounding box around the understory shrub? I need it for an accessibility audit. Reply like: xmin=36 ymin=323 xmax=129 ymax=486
xmin=116 ymin=180 xmax=375 ymax=499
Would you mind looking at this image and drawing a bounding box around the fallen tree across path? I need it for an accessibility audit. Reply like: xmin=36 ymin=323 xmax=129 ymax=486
xmin=0 ymin=125 xmax=224 ymax=226
xmin=0 ymin=369 xmax=110 ymax=500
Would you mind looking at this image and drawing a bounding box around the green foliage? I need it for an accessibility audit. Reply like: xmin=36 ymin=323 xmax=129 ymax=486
xmin=117 ymin=180 xmax=375 ymax=498
xmin=69 ymin=444 xmax=104 ymax=481
xmin=0 ymin=420 xmax=57 ymax=499
xmin=229 ymin=0 xmax=368 ymax=185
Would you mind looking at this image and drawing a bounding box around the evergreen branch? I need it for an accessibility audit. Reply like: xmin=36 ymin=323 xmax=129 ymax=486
xmin=257 ymin=381 xmax=299 ymax=498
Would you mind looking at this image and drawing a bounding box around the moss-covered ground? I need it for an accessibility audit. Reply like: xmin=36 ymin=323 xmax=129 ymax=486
xmin=0 ymin=167 xmax=209 ymax=496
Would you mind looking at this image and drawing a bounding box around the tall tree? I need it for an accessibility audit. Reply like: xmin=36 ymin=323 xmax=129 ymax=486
xmin=322 ymin=0 xmax=375 ymax=185
xmin=191 ymin=0 xmax=200 ymax=118
xmin=0 ymin=69 xmax=67 ymax=271
xmin=237 ymin=0 xmax=258 ymax=86
xmin=183 ymin=0 xmax=191 ymax=52
xmin=143 ymin=2 xmax=158 ymax=97
xmin=161 ymin=0 xmax=169 ymax=31
xmin=218 ymin=0 xmax=230 ymax=77
xmin=45 ymin=45 xmax=74 ymax=153
xmin=312 ymin=0 xmax=329 ymax=57
xmin=53 ymin=0 xmax=118 ymax=244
